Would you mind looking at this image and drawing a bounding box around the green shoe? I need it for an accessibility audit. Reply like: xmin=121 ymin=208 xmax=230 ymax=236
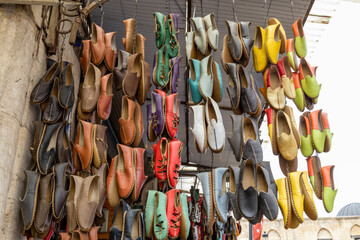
xmin=153 ymin=191 xmax=169 ymax=240
xmin=309 ymin=110 xmax=326 ymax=153
xmin=179 ymin=193 xmax=190 ymax=240
xmin=320 ymin=111 xmax=333 ymax=152
xmin=292 ymin=73 xmax=305 ymax=112
xmin=321 ymin=166 xmax=338 ymax=213
xmin=154 ymin=12 xmax=166 ymax=49
xmin=165 ymin=19 xmax=180 ymax=58
xmin=292 ymin=18 xmax=307 ymax=58
xmin=153 ymin=46 xmax=170 ymax=87
xmin=145 ymin=190 xmax=157 ymax=237
xmin=299 ymin=115 xmax=314 ymax=157
xmin=299 ymin=58 xmax=320 ymax=99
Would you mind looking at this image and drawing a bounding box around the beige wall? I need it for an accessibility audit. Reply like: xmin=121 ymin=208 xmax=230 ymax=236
xmin=0 ymin=5 xmax=80 ymax=239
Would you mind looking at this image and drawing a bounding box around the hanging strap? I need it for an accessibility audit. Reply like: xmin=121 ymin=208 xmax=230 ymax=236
xmin=289 ymin=0 xmax=295 ymax=21
xmin=192 ymin=0 xmax=197 ymax=18
xmin=132 ymin=0 xmax=138 ymax=54
xmin=94 ymin=0 xmax=104 ymax=27
xmin=232 ymin=0 xmax=238 ymax=22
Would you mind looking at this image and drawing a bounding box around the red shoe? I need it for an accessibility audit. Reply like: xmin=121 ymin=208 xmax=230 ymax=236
xmin=165 ymin=93 xmax=180 ymax=138
xmin=154 ymin=89 xmax=167 ymax=98
xmin=264 ymin=107 xmax=279 ymax=156
xmin=131 ymin=148 xmax=148 ymax=201
xmin=167 ymin=139 xmax=183 ymax=188
xmin=153 ymin=137 xmax=169 ymax=182
xmin=166 ymin=189 xmax=182 ymax=239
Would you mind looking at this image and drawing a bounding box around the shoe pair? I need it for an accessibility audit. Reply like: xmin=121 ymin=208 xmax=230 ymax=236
xmin=190 ymin=13 xmax=219 ymax=55
xmin=152 ymin=137 xmax=183 ymax=188
xmin=188 ymin=55 xmax=223 ymax=103
xmin=73 ymin=120 xmax=108 ymax=171
xmin=226 ymin=63 xmax=262 ymax=117
xmin=79 ymin=63 xmax=114 ymax=121
xmin=147 ymin=90 xmax=180 ymax=141
xmin=109 ymin=199 xmax=144 ymax=240
xmin=307 ymin=156 xmax=338 ymax=213
xmin=145 ymin=189 xmax=190 ymax=240
xmin=276 ymin=171 xmax=317 ymax=229
xmin=228 ymin=113 xmax=263 ymax=164
xmin=264 ymin=106 xmax=300 ymax=161
xmin=299 ymin=110 xmax=333 ymax=156
xmin=154 ymin=12 xmax=180 ymax=56
xmin=190 ymin=97 xmax=225 ymax=153
xmin=222 ymin=21 xmax=254 ymax=71
xmin=57 ymin=227 xmax=99 ymax=240
xmin=119 ymin=96 xmax=144 ymax=146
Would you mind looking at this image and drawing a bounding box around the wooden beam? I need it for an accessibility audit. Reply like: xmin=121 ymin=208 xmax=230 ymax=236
xmin=0 ymin=0 xmax=58 ymax=5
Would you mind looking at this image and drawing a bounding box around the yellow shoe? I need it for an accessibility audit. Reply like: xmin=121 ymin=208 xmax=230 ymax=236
xmin=275 ymin=178 xmax=292 ymax=229
xmin=265 ymin=24 xmax=281 ymax=64
xmin=288 ymin=172 xmax=304 ymax=223
xmin=300 ymin=171 xmax=318 ymax=220
xmin=252 ymin=26 xmax=267 ymax=73
xmin=267 ymin=18 xmax=287 ymax=54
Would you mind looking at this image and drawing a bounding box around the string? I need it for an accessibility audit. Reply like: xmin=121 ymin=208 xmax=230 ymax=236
xmin=192 ymin=0 xmax=196 ymax=19
xmin=132 ymin=0 xmax=138 ymax=54
xmin=200 ymin=0 xmax=203 ymax=17
xmin=232 ymin=0 xmax=238 ymax=22
xmin=290 ymin=0 xmax=295 ymax=21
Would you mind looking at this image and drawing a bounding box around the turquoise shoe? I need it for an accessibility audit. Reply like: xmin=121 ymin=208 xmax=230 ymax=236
xmin=188 ymin=58 xmax=202 ymax=103
xmin=154 ymin=12 xmax=166 ymax=49
xmin=153 ymin=191 xmax=169 ymax=240
xmin=165 ymin=19 xmax=180 ymax=58
xmin=145 ymin=190 xmax=157 ymax=237
xmin=153 ymin=46 xmax=170 ymax=88
xmin=179 ymin=193 xmax=191 ymax=240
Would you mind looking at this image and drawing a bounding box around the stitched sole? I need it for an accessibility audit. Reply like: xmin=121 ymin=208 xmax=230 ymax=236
xmin=23 ymin=174 xmax=40 ymax=232
xmin=36 ymin=124 xmax=47 ymax=175
xmin=287 ymin=174 xmax=303 ymax=223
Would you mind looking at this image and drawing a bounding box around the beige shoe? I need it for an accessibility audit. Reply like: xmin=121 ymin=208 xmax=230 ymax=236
xmin=190 ymin=17 xmax=208 ymax=55
xmin=276 ymin=110 xmax=298 ymax=161
xmin=203 ymin=13 xmax=219 ymax=51
xmin=80 ymin=63 xmax=101 ymax=112
xmin=66 ymin=175 xmax=84 ymax=233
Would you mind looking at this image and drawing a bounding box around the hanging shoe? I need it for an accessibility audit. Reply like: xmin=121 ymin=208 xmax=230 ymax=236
xmin=109 ymin=199 xmax=130 ymax=240
xmin=309 ymin=109 xmax=326 ymax=153
xmin=321 ymin=165 xmax=338 ymax=213
xmin=204 ymin=13 xmax=219 ymax=51
xmin=81 ymin=62 xmax=101 ymax=112
xmin=321 ymin=111 xmax=333 ymax=152
xmin=154 ymin=12 xmax=166 ymax=49
xmin=74 ymin=120 xmax=93 ymax=171
xmin=97 ymin=73 xmax=113 ymax=120
xmin=199 ymin=55 xmax=214 ymax=99
xmin=190 ymin=105 xmax=207 ymax=153
xmin=153 ymin=137 xmax=169 ymax=182
xmin=80 ymin=40 xmax=91 ymax=75
xmin=58 ymin=232 xmax=72 ymax=240
xmin=228 ymin=114 xmax=243 ymax=162
xmin=119 ymin=96 xmax=136 ymax=146
xmin=212 ymin=168 xmax=229 ymax=223
xmin=115 ymin=144 xmax=135 ymax=199
xmin=131 ymin=148 xmax=148 ymax=201
xmin=221 ymin=35 xmax=236 ymax=74
xmin=145 ymin=190 xmax=158 ymax=237
xmin=165 ymin=17 xmax=180 ymax=58
xmin=57 ymin=122 xmax=73 ymax=171
xmin=252 ymin=25 xmax=267 ymax=73
xmin=276 ymin=110 xmax=298 ymax=161
xmin=212 ymin=60 xmax=223 ymax=103
xmin=169 ymin=55 xmax=182 ymax=94
xmin=286 ymin=38 xmax=298 ymax=71
xmin=265 ymin=23 xmax=281 ymax=64
xmin=122 ymin=18 xmax=135 ymax=53
xmin=166 ymin=189 xmax=182 ymax=239
xmin=92 ymin=164 xmax=108 ymax=217
xmin=92 ymin=124 xmax=107 ymax=168
xmin=90 ymin=22 xmax=106 ymax=65
xmin=288 ymin=172 xmax=304 ymax=223
xmin=277 ymin=56 xmax=296 ymax=99
xmin=306 ymin=156 xmax=323 ymax=200
xmin=58 ymin=63 xmax=75 ymax=109
xmin=165 ymin=93 xmax=180 ymax=138
xmin=275 ymin=177 xmax=293 ymax=229
xmin=154 ymin=191 xmax=169 ymax=240
xmin=283 ymin=105 xmax=301 ymax=148
xmin=267 ymin=18 xmax=287 ymax=54
xmin=135 ymin=33 xmax=146 ymax=59
xmin=239 ymin=65 xmax=261 ymax=117
xmin=186 ymin=32 xmax=197 ymax=64
xmin=205 ymin=97 xmax=225 ymax=153
xmin=239 ymin=21 xmax=254 ymax=67
xmin=179 ymin=193 xmax=191 ymax=239
xmin=227 ymin=166 xmax=242 ymax=220
xmin=264 ymin=107 xmax=279 ymax=156
xmin=132 ymin=102 xmax=144 ymax=147
xmin=300 ymin=171 xmax=318 ymax=220
xmin=266 ymin=65 xmax=285 ymax=110
xmin=262 ymin=161 xmax=278 ymax=198
xmin=42 ymin=77 xmax=63 ymax=124
xmin=136 ymin=60 xmax=151 ymax=105
xmin=72 ymin=229 xmax=88 ymax=240
xmin=225 ymin=20 xmax=243 ymax=62
xmin=123 ymin=210 xmax=144 ymax=240
xmin=52 ymin=163 xmax=70 ymax=222
xmin=197 ymin=172 xmax=215 ymax=236
xmin=104 ymin=32 xmax=117 ymax=71
xmin=226 ymin=63 xmax=242 ymax=114
xmin=149 ymin=90 xmax=165 ymax=140
xmin=191 ymin=17 xmax=208 ymax=56
xmin=153 ymin=46 xmax=170 ymax=88
xmin=299 ymin=114 xmax=314 ymax=157
xmin=299 ymin=58 xmax=321 ymax=99
xmin=114 ymin=50 xmax=131 ymax=91
xmin=242 ymin=115 xmax=263 ymax=164
xmin=292 ymin=72 xmax=305 ymax=112
xmin=66 ymin=175 xmax=83 ymax=233
xmin=188 ymin=58 xmax=202 ymax=104
xmin=107 ymin=154 xmax=121 ymax=207
xmin=279 ymin=154 xmax=298 ymax=176
xmin=122 ymin=53 xmax=143 ymax=98
xmin=168 ymin=13 xmax=180 ymax=38
xmin=292 ymin=18 xmax=307 ymax=58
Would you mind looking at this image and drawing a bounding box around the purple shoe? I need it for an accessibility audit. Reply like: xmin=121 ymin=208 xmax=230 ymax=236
xmin=168 ymin=13 xmax=179 ymax=37
xmin=150 ymin=91 xmax=165 ymax=140
xmin=170 ymin=55 xmax=182 ymax=93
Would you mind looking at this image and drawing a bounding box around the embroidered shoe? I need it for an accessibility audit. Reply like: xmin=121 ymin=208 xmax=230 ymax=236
xmin=153 ymin=138 xmax=169 ymax=182
xmin=167 ymin=139 xmax=183 ymax=188
xmin=166 ymin=189 xmax=182 ymax=239
xmin=165 ymin=93 xmax=180 ymax=138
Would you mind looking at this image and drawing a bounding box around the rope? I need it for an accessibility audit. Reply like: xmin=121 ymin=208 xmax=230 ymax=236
xmin=192 ymin=0 xmax=196 ymax=18
xmin=263 ymin=0 xmax=273 ymax=27
xmin=232 ymin=0 xmax=238 ymax=22
xmin=166 ymin=0 xmax=169 ymax=15
xmin=132 ymin=0 xmax=138 ymax=54
xmin=200 ymin=0 xmax=203 ymax=17
xmin=290 ymin=0 xmax=295 ymax=21
xmin=94 ymin=0 xmax=104 ymax=27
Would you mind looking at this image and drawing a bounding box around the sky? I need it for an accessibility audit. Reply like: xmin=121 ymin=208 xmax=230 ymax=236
xmin=261 ymin=0 xmax=360 ymax=218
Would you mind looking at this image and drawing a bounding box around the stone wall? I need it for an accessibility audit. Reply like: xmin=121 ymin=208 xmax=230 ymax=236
xmin=0 ymin=5 xmax=80 ymax=239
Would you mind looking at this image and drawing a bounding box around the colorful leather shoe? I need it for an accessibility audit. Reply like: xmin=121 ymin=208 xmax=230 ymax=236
xmin=277 ymin=56 xmax=296 ymax=99
xmin=122 ymin=53 xmax=143 ymax=98
xmin=154 ymin=191 xmax=169 ymax=240
xmin=228 ymin=114 xmax=243 ymax=162
xmin=131 ymin=148 xmax=148 ymax=201
xmin=90 ymin=22 xmax=105 ymax=65
xmin=321 ymin=165 xmax=338 ymax=213
xmin=292 ymin=18 xmax=307 ymax=58
xmin=256 ymin=165 xmax=278 ymax=220
xmin=92 ymin=124 xmax=107 ymax=168
xmin=179 ymin=193 xmax=191 ymax=240
xmin=166 ymin=189 xmax=182 ymax=238
xmin=286 ymin=38 xmax=298 ymax=71
xmin=66 ymin=175 xmax=83 ymax=233
xmin=191 ymin=17 xmax=208 ymax=55
xmin=204 ymin=13 xmax=219 ymax=51
xmin=145 ymin=190 xmax=157 ymax=237
xmin=259 ymin=67 xmax=269 ymax=101
xmin=227 ymin=166 xmax=242 ymax=220
xmin=119 ymin=96 xmax=136 ymax=146
xmin=205 ymin=97 xmax=225 ymax=153
xmin=197 ymin=172 xmax=215 ymax=235
xmin=321 ymin=111 xmax=333 ymax=152
xmin=153 ymin=138 xmax=169 ymax=182
xmin=115 ymin=144 xmax=135 ymax=199
xmin=80 ymin=62 xmax=101 ymax=112
xmin=252 ymin=25 xmax=267 ymax=73
xmin=212 ymin=168 xmax=229 ymax=223
xmin=275 ymin=178 xmax=292 ymax=229
xmin=190 ymin=105 xmax=207 ymax=153
xmin=276 ymin=110 xmax=298 ymax=161
xmin=288 ymin=172 xmax=304 ymax=223
xmin=154 ymin=12 xmax=166 ymax=49
xmin=114 ymin=50 xmax=131 ymax=91
xmin=299 ymin=114 xmax=314 ymax=157
xmin=131 ymin=102 xmax=144 ymax=147
xmin=268 ymin=18 xmax=286 ymax=54
xmin=221 ymin=35 xmax=236 ymax=74
xmin=80 ymin=40 xmax=91 ymax=75
xmin=241 ymin=115 xmax=263 ymax=164
xmin=225 ymin=20 xmax=243 ymax=61
xmin=52 ymin=163 xmax=70 ymax=222
xmin=153 ymin=46 xmax=170 ymax=88
xmin=107 ymin=154 xmax=120 ymax=207
xmin=300 ymin=171 xmax=318 ymax=220
xmin=238 ymin=159 xmax=258 ymax=220
xmin=150 ymin=90 xmax=165 ymax=139
xmin=309 ymin=109 xmax=326 ymax=153
xmin=283 ymin=105 xmax=301 ymax=148
xmin=122 ymin=18 xmax=135 ymax=53
xmin=136 ymin=60 xmax=151 ymax=105
xmin=299 ymin=58 xmax=321 ymax=99
xmin=168 ymin=13 xmax=179 ymax=38
xmin=186 ymin=32 xmax=197 ymax=64
xmin=265 ymin=23 xmax=281 ymax=64
xmin=264 ymin=107 xmax=279 ymax=155
xmin=188 ymin=58 xmax=202 ymax=104
xmin=239 ymin=21 xmax=254 ymax=67
xmin=292 ymin=72 xmax=305 ymax=112
xmin=226 ymin=63 xmax=242 ymax=114
xmin=239 ymin=65 xmax=261 ymax=117
xmin=92 ymin=164 xmax=108 ymax=217
xmin=165 ymin=93 xmax=179 ymax=138
xmin=169 ymin=55 xmax=181 ymax=94
xmin=167 ymin=139 xmax=182 ymax=188
xmin=306 ymin=156 xmax=323 ymax=199
xmin=199 ymin=55 xmax=214 ymax=99
xmin=266 ymin=65 xmax=285 ymax=110
xmin=104 ymin=32 xmax=117 ymax=71
xmin=58 ymin=63 xmax=75 ymax=109
xmin=109 ymin=199 xmax=130 ymax=240
xmin=97 ymin=73 xmax=113 ymax=120
xmin=212 ymin=60 xmax=223 ymax=103
xmin=135 ymin=33 xmax=146 ymax=59
xmin=165 ymin=18 xmax=180 ymax=58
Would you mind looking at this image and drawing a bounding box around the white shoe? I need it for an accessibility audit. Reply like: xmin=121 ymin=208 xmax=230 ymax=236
xmin=204 ymin=13 xmax=219 ymax=51
xmin=190 ymin=105 xmax=207 ymax=153
xmin=205 ymin=97 xmax=225 ymax=153
xmin=190 ymin=17 xmax=208 ymax=55
xmin=199 ymin=55 xmax=214 ymax=99
xmin=186 ymin=31 xmax=197 ymax=64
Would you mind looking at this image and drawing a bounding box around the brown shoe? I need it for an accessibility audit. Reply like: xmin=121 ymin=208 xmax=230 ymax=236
xmin=66 ymin=175 xmax=84 ymax=233
xmin=131 ymin=148 xmax=148 ymax=201
xmin=92 ymin=164 xmax=108 ymax=217
xmin=77 ymin=99 xmax=91 ymax=121
xmin=115 ymin=144 xmax=135 ymax=199
xmin=119 ymin=96 xmax=136 ymax=146
xmin=72 ymin=229 xmax=89 ymax=240
xmin=90 ymin=22 xmax=105 ymax=65
xmin=97 ymin=73 xmax=114 ymax=120
xmin=135 ymin=33 xmax=146 ymax=60
xmin=107 ymin=154 xmax=121 ymax=207
xmin=80 ymin=40 xmax=91 ymax=75
xmin=74 ymin=120 xmax=93 ymax=171
xmin=136 ymin=61 xmax=151 ymax=105
xmin=76 ymin=175 xmax=100 ymax=232
xmin=122 ymin=18 xmax=135 ymax=53
xmin=88 ymin=226 xmax=100 ymax=240
xmin=81 ymin=63 xmax=101 ymax=112
xmin=92 ymin=124 xmax=108 ymax=168
xmin=132 ymin=102 xmax=143 ymax=147
xmin=114 ymin=50 xmax=131 ymax=91
xmin=122 ymin=53 xmax=143 ymax=98
xmin=104 ymin=32 xmax=117 ymax=71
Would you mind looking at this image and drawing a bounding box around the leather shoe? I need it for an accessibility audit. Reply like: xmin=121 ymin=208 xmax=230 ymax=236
xmin=90 ymin=22 xmax=105 ymax=65
xmin=122 ymin=53 xmax=143 ymax=98
xmin=119 ymin=96 xmax=136 ymax=146
xmin=321 ymin=165 xmax=338 ymax=213
xmin=205 ymin=97 xmax=225 ymax=153
xmin=115 ymin=144 xmax=135 ymax=199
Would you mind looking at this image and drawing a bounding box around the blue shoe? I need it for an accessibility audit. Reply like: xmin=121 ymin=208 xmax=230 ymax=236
xmin=212 ymin=167 xmax=229 ymax=223
xmin=188 ymin=58 xmax=202 ymax=104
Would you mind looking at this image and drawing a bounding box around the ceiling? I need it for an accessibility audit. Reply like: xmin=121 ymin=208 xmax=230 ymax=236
xmin=91 ymin=0 xmax=314 ymax=168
